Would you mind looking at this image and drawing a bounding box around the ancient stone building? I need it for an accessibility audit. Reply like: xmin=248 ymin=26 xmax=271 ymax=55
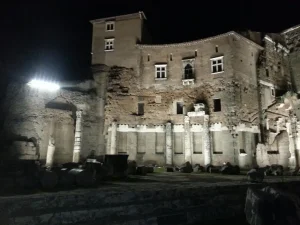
xmin=2 ymin=12 xmax=300 ymax=169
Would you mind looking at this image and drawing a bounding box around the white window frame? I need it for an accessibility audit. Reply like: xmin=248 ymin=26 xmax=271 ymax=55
xmin=155 ymin=64 xmax=167 ymax=80
xmin=104 ymin=38 xmax=114 ymax=51
xmin=105 ymin=21 xmax=115 ymax=31
xmin=210 ymin=56 xmax=224 ymax=74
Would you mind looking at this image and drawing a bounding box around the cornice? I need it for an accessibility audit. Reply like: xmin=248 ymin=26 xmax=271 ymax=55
xmin=137 ymin=31 xmax=263 ymax=50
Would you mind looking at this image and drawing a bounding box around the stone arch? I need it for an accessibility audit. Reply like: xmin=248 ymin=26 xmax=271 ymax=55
xmin=42 ymin=97 xmax=77 ymax=165
xmin=45 ymin=96 xmax=77 ymax=119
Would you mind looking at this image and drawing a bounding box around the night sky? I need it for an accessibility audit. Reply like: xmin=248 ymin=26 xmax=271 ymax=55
xmin=0 ymin=0 xmax=300 ymax=87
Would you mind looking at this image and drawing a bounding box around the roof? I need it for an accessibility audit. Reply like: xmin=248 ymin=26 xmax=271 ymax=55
xmin=281 ymin=24 xmax=300 ymax=34
xmin=90 ymin=11 xmax=146 ymax=24
xmin=137 ymin=31 xmax=264 ymax=50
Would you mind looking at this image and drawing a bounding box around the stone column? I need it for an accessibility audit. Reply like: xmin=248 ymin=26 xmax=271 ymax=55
xmin=72 ymin=110 xmax=83 ymax=163
xmin=184 ymin=116 xmax=192 ymax=163
xmin=287 ymin=117 xmax=298 ymax=170
xmin=165 ymin=122 xmax=173 ymax=165
xmin=110 ymin=121 xmax=118 ymax=155
xmin=203 ymin=115 xmax=211 ymax=166
xmin=46 ymin=135 xmax=55 ymax=167
xmin=266 ymin=118 xmax=270 ymax=130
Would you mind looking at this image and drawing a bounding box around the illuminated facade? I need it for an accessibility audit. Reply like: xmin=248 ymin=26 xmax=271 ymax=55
xmin=2 ymin=12 xmax=300 ymax=169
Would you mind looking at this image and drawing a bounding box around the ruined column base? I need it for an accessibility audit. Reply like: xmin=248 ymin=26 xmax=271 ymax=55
xmin=45 ymin=145 xmax=55 ymax=168
xmin=72 ymin=150 xmax=80 ymax=163
xmin=288 ymin=156 xmax=297 ymax=170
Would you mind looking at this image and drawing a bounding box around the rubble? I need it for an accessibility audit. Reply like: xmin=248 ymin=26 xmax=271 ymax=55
xmin=136 ymin=166 xmax=147 ymax=175
xmin=247 ymin=169 xmax=264 ymax=183
xmin=39 ymin=170 xmax=58 ymax=189
xmin=179 ymin=161 xmax=193 ymax=173
xmin=245 ymin=186 xmax=300 ymax=225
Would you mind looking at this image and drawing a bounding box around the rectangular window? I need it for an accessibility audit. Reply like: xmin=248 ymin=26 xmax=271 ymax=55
xmin=105 ymin=21 xmax=115 ymax=31
xmin=210 ymin=56 xmax=224 ymax=74
xmin=137 ymin=133 xmax=146 ymax=153
xmin=212 ymin=131 xmax=223 ymax=154
xmin=177 ymin=102 xmax=183 ymax=114
xmin=174 ymin=132 xmax=183 ymax=154
xmin=117 ymin=132 xmax=127 ymax=153
xmin=193 ymin=132 xmax=202 ymax=154
xmin=104 ymin=38 xmax=114 ymax=51
xmin=155 ymin=65 xmax=167 ymax=79
xmin=213 ymin=99 xmax=221 ymax=112
xmin=240 ymin=149 xmax=246 ymax=154
xmin=138 ymin=103 xmax=144 ymax=115
xmin=271 ymin=88 xmax=275 ymax=97
xmin=266 ymin=68 xmax=269 ymax=77
xmin=156 ymin=132 xmax=165 ymax=154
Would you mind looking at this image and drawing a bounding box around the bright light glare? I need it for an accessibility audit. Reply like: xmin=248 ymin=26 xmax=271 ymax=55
xmin=28 ymin=79 xmax=60 ymax=91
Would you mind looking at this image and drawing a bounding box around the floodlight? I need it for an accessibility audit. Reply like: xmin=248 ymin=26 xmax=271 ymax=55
xmin=28 ymin=79 xmax=60 ymax=91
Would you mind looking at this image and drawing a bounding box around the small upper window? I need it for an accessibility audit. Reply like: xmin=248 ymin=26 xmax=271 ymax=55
xmin=213 ymin=99 xmax=221 ymax=112
xmin=106 ymin=22 xmax=115 ymax=31
xmin=155 ymin=65 xmax=167 ymax=79
xmin=211 ymin=56 xmax=224 ymax=74
xmin=271 ymin=88 xmax=275 ymax=97
xmin=105 ymin=38 xmax=114 ymax=51
xmin=138 ymin=103 xmax=144 ymax=115
xmin=176 ymin=102 xmax=183 ymax=114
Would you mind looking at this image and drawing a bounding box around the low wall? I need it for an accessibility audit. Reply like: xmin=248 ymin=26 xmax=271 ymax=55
xmin=1 ymin=180 xmax=300 ymax=225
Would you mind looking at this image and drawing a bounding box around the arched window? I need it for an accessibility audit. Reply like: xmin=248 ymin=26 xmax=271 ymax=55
xmin=184 ymin=64 xmax=193 ymax=79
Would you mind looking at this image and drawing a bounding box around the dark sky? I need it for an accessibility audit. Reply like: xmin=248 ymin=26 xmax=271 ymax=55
xmin=0 ymin=0 xmax=300 ymax=84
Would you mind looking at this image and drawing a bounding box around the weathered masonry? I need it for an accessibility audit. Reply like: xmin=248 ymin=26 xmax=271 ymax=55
xmin=2 ymin=12 xmax=300 ymax=169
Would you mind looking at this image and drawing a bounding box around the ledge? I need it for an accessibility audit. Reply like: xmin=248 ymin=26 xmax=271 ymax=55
xmin=212 ymin=71 xmax=224 ymax=75
xmin=155 ymin=78 xmax=167 ymax=81
xmin=182 ymin=79 xmax=194 ymax=86
xmin=136 ymin=31 xmax=264 ymax=50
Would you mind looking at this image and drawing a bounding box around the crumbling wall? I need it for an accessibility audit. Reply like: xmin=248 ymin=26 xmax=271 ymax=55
xmin=260 ymin=35 xmax=291 ymax=90
xmin=105 ymin=67 xmax=241 ymax=126
xmin=231 ymin=34 xmax=261 ymax=125
xmin=283 ymin=26 xmax=300 ymax=93
xmin=8 ymin=141 xmax=38 ymax=160
xmin=256 ymin=131 xmax=290 ymax=167
xmin=1 ymin=81 xmax=99 ymax=164
xmin=103 ymin=34 xmax=264 ymax=166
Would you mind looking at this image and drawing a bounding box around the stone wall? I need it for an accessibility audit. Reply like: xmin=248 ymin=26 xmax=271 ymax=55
xmin=105 ymin=122 xmax=259 ymax=168
xmin=101 ymin=32 xmax=265 ymax=167
xmin=283 ymin=26 xmax=300 ymax=93
xmin=91 ymin=13 xmax=145 ymax=68
xmin=1 ymin=81 xmax=102 ymax=164
xmin=1 ymin=180 xmax=300 ymax=225
xmin=8 ymin=141 xmax=38 ymax=160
